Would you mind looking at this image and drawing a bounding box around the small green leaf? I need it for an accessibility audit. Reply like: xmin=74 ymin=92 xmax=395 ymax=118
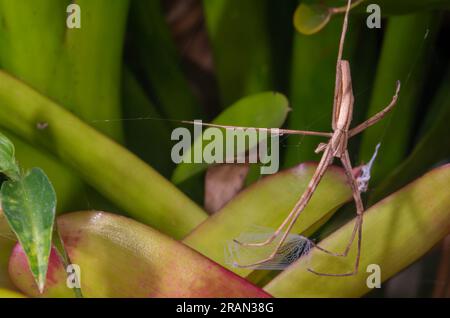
xmin=171 ymin=92 xmax=290 ymax=184
xmin=0 ymin=167 xmax=56 ymax=293
xmin=0 ymin=132 xmax=20 ymax=180
xmin=293 ymin=3 xmax=332 ymax=35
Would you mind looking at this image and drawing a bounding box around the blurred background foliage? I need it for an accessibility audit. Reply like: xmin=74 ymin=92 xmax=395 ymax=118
xmin=0 ymin=0 xmax=449 ymax=297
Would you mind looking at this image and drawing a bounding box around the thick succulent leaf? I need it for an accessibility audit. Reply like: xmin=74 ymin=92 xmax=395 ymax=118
xmin=172 ymin=92 xmax=290 ymax=184
xmin=0 ymin=0 xmax=130 ymax=213
xmin=265 ymin=164 xmax=450 ymax=297
xmin=184 ymin=163 xmax=352 ymax=279
xmin=0 ymin=70 xmax=207 ymax=239
xmin=0 ymin=288 xmax=25 ymax=298
xmin=8 ymin=211 xmax=271 ymax=298
xmin=0 ymin=0 xmax=130 ymax=140
xmin=1 ymin=168 xmax=56 ymax=293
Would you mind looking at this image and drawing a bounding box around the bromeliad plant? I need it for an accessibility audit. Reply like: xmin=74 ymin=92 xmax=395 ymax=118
xmin=0 ymin=0 xmax=449 ymax=298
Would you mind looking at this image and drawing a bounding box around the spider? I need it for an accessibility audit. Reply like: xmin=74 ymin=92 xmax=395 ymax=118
xmin=188 ymin=0 xmax=400 ymax=276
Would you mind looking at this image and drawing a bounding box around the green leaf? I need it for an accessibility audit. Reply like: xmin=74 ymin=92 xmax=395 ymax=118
xmin=0 ymin=168 xmax=56 ymax=293
xmin=8 ymin=211 xmax=271 ymax=298
xmin=284 ymin=14 xmax=359 ymax=167
xmin=172 ymin=92 xmax=290 ymax=184
xmin=0 ymin=132 xmax=20 ymax=180
xmin=0 ymin=0 xmax=130 ymax=140
xmin=294 ymin=1 xmax=450 ymax=36
xmin=122 ymin=68 xmax=174 ymax=178
xmin=0 ymin=288 xmax=25 ymax=298
xmin=293 ymin=3 xmax=332 ymax=35
xmin=0 ymin=70 xmax=207 ymax=239
xmin=203 ymin=0 xmax=275 ymax=107
xmin=1 ymin=130 xmax=86 ymax=214
xmin=128 ymin=0 xmax=201 ymax=120
xmin=265 ymin=164 xmax=450 ymax=297
xmin=371 ymin=67 xmax=450 ymax=203
xmin=0 ymin=0 xmax=131 ymax=213
xmin=184 ymin=163 xmax=352 ymax=280
xmin=358 ymin=12 xmax=441 ymax=185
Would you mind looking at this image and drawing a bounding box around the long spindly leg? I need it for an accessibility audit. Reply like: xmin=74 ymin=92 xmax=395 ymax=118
xmin=183 ymin=121 xmax=332 ymax=138
xmin=233 ymin=146 xmax=335 ymax=268
xmin=312 ymin=216 xmax=360 ymax=258
xmin=308 ymin=150 xmax=364 ymax=276
xmin=349 ymin=81 xmax=401 ymax=137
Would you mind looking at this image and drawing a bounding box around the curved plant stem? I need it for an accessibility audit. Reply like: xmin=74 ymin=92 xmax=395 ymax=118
xmin=0 ymin=70 xmax=207 ymax=239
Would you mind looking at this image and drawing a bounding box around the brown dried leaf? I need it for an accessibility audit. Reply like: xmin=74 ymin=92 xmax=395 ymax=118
xmin=204 ymin=164 xmax=250 ymax=213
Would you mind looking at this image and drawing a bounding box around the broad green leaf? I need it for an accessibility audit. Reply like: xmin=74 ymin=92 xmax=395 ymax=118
xmin=358 ymin=12 xmax=441 ymax=185
xmin=0 ymin=168 xmax=56 ymax=293
xmin=203 ymin=0 xmax=274 ymax=107
xmin=0 ymin=0 xmax=129 ymax=140
xmin=9 ymin=211 xmax=271 ymax=298
xmin=184 ymin=163 xmax=352 ymax=279
xmin=0 ymin=70 xmax=207 ymax=239
xmin=172 ymin=92 xmax=290 ymax=185
xmin=122 ymin=69 xmax=174 ymax=178
xmin=0 ymin=288 xmax=25 ymax=298
xmin=371 ymin=67 xmax=450 ymax=203
xmin=0 ymin=132 xmax=20 ymax=180
xmin=284 ymin=15 xmax=359 ymax=167
xmin=265 ymin=164 xmax=450 ymax=297
xmin=128 ymin=0 xmax=201 ymax=120
xmin=293 ymin=3 xmax=332 ymax=35
xmin=0 ymin=0 xmax=131 ymax=213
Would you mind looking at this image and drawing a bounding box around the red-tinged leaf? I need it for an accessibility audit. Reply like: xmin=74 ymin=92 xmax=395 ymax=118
xmin=9 ymin=211 xmax=271 ymax=298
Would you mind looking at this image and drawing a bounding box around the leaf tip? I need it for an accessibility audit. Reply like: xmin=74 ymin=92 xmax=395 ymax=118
xmin=37 ymin=279 xmax=45 ymax=294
